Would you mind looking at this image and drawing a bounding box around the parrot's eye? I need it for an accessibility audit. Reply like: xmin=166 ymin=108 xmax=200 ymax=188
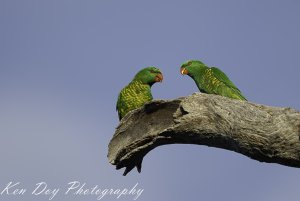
xmin=187 ymin=61 xmax=192 ymax=66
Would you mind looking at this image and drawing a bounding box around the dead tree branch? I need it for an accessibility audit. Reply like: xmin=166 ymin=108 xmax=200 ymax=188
xmin=108 ymin=93 xmax=300 ymax=175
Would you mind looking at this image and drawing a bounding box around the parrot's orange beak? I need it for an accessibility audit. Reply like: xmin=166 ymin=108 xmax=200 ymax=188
xmin=155 ymin=73 xmax=163 ymax=82
xmin=180 ymin=67 xmax=188 ymax=75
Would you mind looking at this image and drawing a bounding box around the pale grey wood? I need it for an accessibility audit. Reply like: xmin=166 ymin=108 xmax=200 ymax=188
xmin=108 ymin=93 xmax=300 ymax=175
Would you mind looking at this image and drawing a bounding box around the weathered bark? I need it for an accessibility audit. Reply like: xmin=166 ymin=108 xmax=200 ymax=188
xmin=108 ymin=93 xmax=300 ymax=175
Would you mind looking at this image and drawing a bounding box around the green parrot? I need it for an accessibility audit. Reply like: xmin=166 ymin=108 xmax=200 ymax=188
xmin=180 ymin=60 xmax=247 ymax=100
xmin=116 ymin=66 xmax=163 ymax=175
xmin=116 ymin=66 xmax=163 ymax=121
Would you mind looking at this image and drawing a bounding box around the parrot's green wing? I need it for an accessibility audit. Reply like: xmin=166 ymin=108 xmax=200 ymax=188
xmin=201 ymin=67 xmax=247 ymax=100
xmin=210 ymin=67 xmax=242 ymax=92
xmin=116 ymin=81 xmax=153 ymax=120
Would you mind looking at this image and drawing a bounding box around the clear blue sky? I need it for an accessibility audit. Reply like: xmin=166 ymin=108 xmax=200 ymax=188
xmin=1 ymin=1 xmax=300 ymax=201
